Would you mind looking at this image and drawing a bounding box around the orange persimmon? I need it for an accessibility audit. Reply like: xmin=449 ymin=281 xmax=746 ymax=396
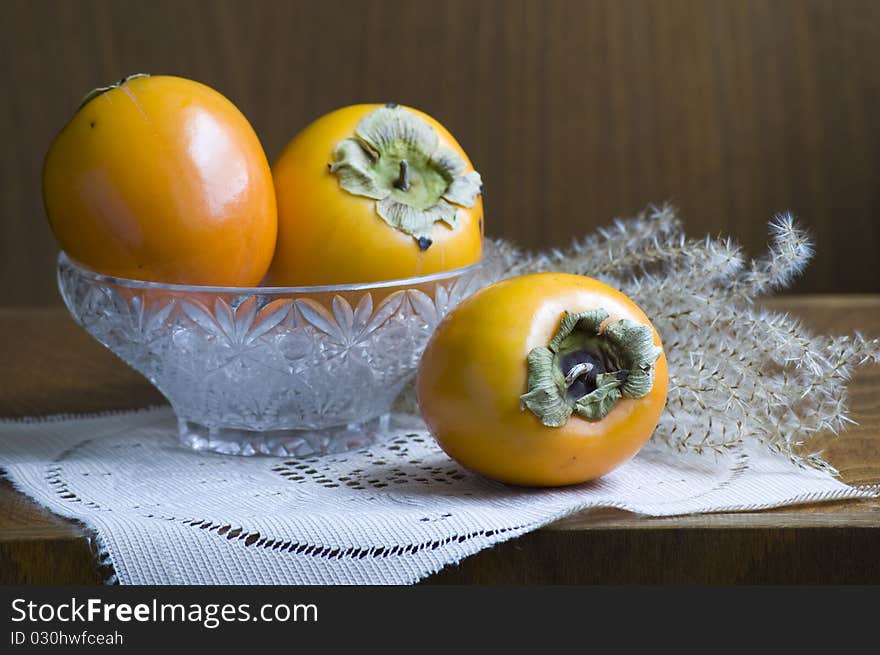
xmin=267 ymin=103 xmax=483 ymax=286
xmin=417 ymin=273 xmax=668 ymax=487
xmin=43 ymin=74 xmax=277 ymax=286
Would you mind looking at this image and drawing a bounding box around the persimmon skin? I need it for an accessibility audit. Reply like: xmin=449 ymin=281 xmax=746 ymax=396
xmin=43 ymin=75 xmax=277 ymax=286
xmin=417 ymin=273 xmax=668 ymax=487
xmin=266 ymin=104 xmax=483 ymax=286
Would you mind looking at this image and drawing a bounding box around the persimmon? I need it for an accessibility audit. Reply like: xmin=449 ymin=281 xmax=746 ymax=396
xmin=267 ymin=104 xmax=483 ymax=286
xmin=43 ymin=74 xmax=277 ymax=286
xmin=417 ymin=273 xmax=668 ymax=487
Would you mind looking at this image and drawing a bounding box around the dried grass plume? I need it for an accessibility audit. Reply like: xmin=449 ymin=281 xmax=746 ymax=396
xmin=475 ymin=205 xmax=880 ymax=473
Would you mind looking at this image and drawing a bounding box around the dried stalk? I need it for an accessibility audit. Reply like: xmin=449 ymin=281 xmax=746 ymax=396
xmin=412 ymin=205 xmax=880 ymax=472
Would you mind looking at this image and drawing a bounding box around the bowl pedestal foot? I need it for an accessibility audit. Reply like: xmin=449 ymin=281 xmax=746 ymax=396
xmin=177 ymin=414 xmax=392 ymax=457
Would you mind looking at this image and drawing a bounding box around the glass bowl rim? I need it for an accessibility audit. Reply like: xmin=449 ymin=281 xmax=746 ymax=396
xmin=57 ymin=251 xmax=483 ymax=294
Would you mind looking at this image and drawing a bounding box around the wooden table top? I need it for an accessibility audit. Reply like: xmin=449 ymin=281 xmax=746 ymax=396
xmin=1 ymin=297 xmax=878 ymax=584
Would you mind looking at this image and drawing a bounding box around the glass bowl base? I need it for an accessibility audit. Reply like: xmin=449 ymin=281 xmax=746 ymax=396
xmin=177 ymin=414 xmax=392 ymax=457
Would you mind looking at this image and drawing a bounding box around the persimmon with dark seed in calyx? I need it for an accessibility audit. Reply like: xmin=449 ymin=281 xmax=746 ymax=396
xmin=417 ymin=273 xmax=668 ymax=487
xmin=43 ymin=74 xmax=277 ymax=286
xmin=267 ymin=104 xmax=484 ymax=286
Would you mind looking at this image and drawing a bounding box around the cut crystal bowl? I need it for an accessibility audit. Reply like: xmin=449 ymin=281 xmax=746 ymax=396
xmin=57 ymin=253 xmax=486 ymax=457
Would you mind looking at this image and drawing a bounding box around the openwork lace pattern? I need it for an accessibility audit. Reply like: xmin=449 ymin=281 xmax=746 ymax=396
xmin=1 ymin=407 xmax=872 ymax=584
xmin=1 ymin=206 xmax=876 ymax=584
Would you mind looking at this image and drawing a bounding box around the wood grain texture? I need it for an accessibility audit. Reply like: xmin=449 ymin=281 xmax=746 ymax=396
xmin=0 ymin=296 xmax=877 ymax=583
xmin=426 ymin=527 xmax=880 ymax=584
xmin=1 ymin=0 xmax=879 ymax=306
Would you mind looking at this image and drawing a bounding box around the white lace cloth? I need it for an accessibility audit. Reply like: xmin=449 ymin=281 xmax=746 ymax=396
xmin=1 ymin=407 xmax=872 ymax=585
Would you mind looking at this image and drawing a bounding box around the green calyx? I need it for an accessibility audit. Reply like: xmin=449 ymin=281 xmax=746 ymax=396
xmin=328 ymin=105 xmax=482 ymax=249
xmin=77 ymin=73 xmax=151 ymax=112
xmin=520 ymin=309 xmax=663 ymax=427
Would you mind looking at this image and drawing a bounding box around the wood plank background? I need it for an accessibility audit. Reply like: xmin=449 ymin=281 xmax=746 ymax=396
xmin=2 ymin=0 xmax=878 ymax=305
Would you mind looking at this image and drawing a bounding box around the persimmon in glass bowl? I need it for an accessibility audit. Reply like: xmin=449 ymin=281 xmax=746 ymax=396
xmin=57 ymin=252 xmax=486 ymax=457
